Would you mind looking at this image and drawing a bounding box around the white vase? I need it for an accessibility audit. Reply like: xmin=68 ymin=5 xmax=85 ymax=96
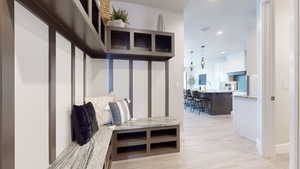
xmin=108 ymin=19 xmax=126 ymax=28
xmin=157 ymin=14 xmax=165 ymax=31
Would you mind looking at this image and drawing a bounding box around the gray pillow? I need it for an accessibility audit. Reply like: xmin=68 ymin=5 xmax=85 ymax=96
xmin=108 ymin=102 xmax=122 ymax=125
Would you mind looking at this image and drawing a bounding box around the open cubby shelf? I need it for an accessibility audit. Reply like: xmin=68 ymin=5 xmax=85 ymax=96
xmin=106 ymin=27 xmax=174 ymax=60
xmin=117 ymin=145 xmax=147 ymax=154
xmin=155 ymin=35 xmax=172 ymax=53
xmin=92 ymin=0 xmax=99 ymax=33
xmin=151 ymin=128 xmax=177 ymax=137
xmin=112 ymin=126 xmax=180 ymax=161
xmin=79 ymin=0 xmax=89 ymax=15
xmin=134 ymin=32 xmax=152 ymax=51
xmin=116 ymin=131 xmax=147 ymax=147
xmin=110 ymin=30 xmax=130 ymax=50
xmin=150 ymin=141 xmax=177 ymax=154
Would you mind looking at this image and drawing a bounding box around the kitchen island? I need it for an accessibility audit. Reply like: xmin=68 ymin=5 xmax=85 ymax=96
xmin=198 ymin=90 xmax=233 ymax=115
xmin=232 ymin=94 xmax=257 ymax=141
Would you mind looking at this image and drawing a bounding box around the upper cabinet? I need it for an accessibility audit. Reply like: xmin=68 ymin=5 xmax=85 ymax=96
xmin=18 ymin=0 xmax=175 ymax=61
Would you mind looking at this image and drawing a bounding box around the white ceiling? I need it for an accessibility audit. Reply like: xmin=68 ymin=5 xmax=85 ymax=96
xmin=112 ymin=0 xmax=256 ymax=62
xmin=185 ymin=0 xmax=257 ymax=62
xmin=111 ymin=0 xmax=186 ymax=12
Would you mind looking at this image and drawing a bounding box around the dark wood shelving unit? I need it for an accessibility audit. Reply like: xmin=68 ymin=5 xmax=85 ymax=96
xmin=105 ymin=26 xmax=175 ymax=61
xmin=92 ymin=0 xmax=100 ymax=33
xmin=18 ymin=0 xmax=175 ymax=61
xmin=18 ymin=0 xmax=106 ymax=57
xmin=112 ymin=126 xmax=180 ymax=161
xmin=79 ymin=0 xmax=89 ymax=14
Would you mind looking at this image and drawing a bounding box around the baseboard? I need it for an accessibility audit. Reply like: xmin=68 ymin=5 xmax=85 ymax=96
xmin=256 ymin=139 xmax=263 ymax=155
xmin=276 ymin=143 xmax=289 ymax=154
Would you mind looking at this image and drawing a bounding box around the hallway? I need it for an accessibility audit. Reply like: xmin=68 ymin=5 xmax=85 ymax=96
xmin=112 ymin=112 xmax=288 ymax=169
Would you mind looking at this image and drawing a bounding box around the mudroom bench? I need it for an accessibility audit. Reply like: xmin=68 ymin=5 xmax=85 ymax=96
xmin=48 ymin=117 xmax=180 ymax=169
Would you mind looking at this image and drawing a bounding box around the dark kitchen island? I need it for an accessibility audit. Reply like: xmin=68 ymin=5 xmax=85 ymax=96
xmin=199 ymin=90 xmax=233 ymax=115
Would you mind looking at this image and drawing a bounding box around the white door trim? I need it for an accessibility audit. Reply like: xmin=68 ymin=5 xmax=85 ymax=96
xmin=290 ymin=0 xmax=299 ymax=169
xmin=257 ymin=0 xmax=276 ymax=157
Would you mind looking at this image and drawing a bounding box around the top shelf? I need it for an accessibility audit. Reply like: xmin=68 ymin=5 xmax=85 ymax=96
xmin=19 ymin=0 xmax=106 ymax=57
xmin=18 ymin=0 xmax=175 ymax=61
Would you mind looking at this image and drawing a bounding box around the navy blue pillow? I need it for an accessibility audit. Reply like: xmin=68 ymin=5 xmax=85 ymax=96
xmin=82 ymin=102 xmax=99 ymax=135
xmin=71 ymin=105 xmax=93 ymax=146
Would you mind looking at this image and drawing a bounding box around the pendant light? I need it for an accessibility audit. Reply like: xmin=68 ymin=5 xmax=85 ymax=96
xmin=201 ymin=45 xmax=206 ymax=69
xmin=189 ymin=50 xmax=194 ymax=72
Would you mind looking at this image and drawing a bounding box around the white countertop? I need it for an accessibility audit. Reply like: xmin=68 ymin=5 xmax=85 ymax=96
xmin=233 ymin=95 xmax=257 ymax=99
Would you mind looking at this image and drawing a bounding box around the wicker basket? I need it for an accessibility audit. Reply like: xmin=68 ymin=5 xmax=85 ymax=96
xmin=100 ymin=0 xmax=110 ymax=24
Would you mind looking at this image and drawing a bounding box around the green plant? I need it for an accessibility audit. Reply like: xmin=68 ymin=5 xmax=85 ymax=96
xmin=111 ymin=7 xmax=129 ymax=23
xmin=188 ymin=76 xmax=196 ymax=87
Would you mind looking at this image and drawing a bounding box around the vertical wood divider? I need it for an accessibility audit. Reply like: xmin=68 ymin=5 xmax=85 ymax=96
xmin=148 ymin=61 xmax=152 ymax=118
xmin=71 ymin=44 xmax=75 ymax=106
xmin=108 ymin=57 xmax=114 ymax=93
xmin=129 ymin=59 xmax=134 ymax=119
xmin=165 ymin=61 xmax=169 ymax=117
xmin=49 ymin=26 xmax=56 ymax=164
xmin=0 ymin=0 xmax=15 ymax=168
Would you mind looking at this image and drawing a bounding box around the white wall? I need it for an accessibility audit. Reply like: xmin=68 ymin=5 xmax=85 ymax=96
xmin=86 ymin=58 xmax=109 ymax=97
xmin=113 ymin=60 xmax=130 ymax=99
xmin=15 ymin=3 xmax=49 ymax=169
xmin=274 ymin=0 xmax=290 ymax=145
xmin=246 ymin=28 xmax=258 ymax=75
xmin=152 ymin=62 xmax=166 ymax=117
xmin=111 ymin=1 xmax=185 ymax=121
xmin=55 ymin=33 xmax=72 ymax=156
xmin=133 ymin=61 xmax=149 ymax=119
xmin=224 ymin=51 xmax=246 ymax=73
xmin=75 ymin=47 xmax=84 ymax=105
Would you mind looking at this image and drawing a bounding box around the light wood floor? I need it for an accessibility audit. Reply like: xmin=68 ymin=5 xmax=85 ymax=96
xmin=111 ymin=112 xmax=289 ymax=169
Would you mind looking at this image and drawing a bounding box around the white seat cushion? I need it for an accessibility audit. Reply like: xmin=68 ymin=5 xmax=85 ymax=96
xmin=86 ymin=94 xmax=116 ymax=125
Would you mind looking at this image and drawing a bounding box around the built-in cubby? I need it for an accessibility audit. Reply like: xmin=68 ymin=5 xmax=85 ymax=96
xmin=134 ymin=32 xmax=152 ymax=51
xmin=79 ymin=0 xmax=89 ymax=15
xmin=111 ymin=30 xmax=130 ymax=50
xmin=112 ymin=126 xmax=179 ymax=161
xmin=117 ymin=145 xmax=147 ymax=157
xmin=150 ymin=141 xmax=177 ymax=154
xmin=151 ymin=128 xmax=177 ymax=137
xmin=92 ymin=0 xmax=100 ymax=33
xmin=155 ymin=35 xmax=172 ymax=53
xmin=106 ymin=26 xmax=174 ymax=60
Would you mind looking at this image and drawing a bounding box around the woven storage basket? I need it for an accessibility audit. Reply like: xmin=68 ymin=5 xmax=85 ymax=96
xmin=100 ymin=0 xmax=110 ymax=24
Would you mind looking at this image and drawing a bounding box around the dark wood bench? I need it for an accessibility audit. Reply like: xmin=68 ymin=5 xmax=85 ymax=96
xmin=48 ymin=117 xmax=180 ymax=169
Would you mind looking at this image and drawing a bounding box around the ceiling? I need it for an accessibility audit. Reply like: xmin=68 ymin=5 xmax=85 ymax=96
xmin=111 ymin=0 xmax=186 ymax=12
xmin=112 ymin=0 xmax=257 ymax=63
xmin=185 ymin=0 xmax=257 ymax=63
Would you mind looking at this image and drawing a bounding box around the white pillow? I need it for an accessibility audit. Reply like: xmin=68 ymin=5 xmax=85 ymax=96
xmin=85 ymin=93 xmax=116 ymax=125
xmin=116 ymin=99 xmax=131 ymax=123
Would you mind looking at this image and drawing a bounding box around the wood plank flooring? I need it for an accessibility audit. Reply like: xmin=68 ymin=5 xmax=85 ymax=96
xmin=112 ymin=112 xmax=289 ymax=169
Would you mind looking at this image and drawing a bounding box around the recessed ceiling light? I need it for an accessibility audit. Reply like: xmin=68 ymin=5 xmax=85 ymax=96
xmin=216 ymin=31 xmax=223 ymax=36
xmin=220 ymin=51 xmax=226 ymax=55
